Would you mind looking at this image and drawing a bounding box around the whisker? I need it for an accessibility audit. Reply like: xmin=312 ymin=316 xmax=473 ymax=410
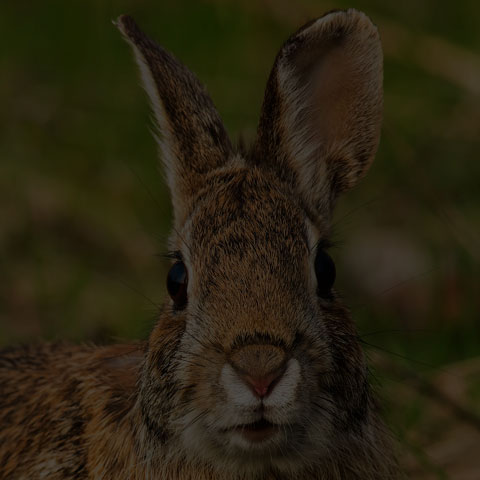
xmin=350 ymin=267 xmax=437 ymax=312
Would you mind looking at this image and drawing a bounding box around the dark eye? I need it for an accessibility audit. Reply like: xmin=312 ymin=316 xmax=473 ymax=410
xmin=314 ymin=249 xmax=336 ymax=297
xmin=167 ymin=261 xmax=188 ymax=309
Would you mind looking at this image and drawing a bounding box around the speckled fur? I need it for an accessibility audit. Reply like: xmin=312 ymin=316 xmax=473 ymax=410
xmin=0 ymin=9 xmax=400 ymax=479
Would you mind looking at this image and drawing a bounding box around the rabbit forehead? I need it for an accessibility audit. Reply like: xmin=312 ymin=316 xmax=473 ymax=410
xmin=187 ymin=166 xmax=311 ymax=274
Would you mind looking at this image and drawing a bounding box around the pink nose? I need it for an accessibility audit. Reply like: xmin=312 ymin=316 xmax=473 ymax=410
xmin=241 ymin=370 xmax=284 ymax=399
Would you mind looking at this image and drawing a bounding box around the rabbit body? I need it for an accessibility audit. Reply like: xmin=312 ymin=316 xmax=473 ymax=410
xmin=0 ymin=343 xmax=144 ymax=478
xmin=0 ymin=9 xmax=400 ymax=480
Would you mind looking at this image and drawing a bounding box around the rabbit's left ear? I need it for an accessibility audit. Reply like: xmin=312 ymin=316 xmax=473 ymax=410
xmin=116 ymin=15 xmax=233 ymax=226
xmin=253 ymin=9 xmax=383 ymax=222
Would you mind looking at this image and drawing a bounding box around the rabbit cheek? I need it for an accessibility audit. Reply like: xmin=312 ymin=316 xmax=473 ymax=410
xmin=173 ymin=335 xmax=226 ymax=442
xmin=140 ymin=315 xmax=188 ymax=442
xmin=177 ymin=366 xmax=229 ymax=462
xmin=314 ymin=307 xmax=370 ymax=433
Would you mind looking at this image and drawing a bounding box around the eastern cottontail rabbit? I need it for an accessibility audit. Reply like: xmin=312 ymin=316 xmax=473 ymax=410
xmin=0 ymin=9 xmax=400 ymax=479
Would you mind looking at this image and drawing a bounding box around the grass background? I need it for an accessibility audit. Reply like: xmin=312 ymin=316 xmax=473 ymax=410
xmin=1 ymin=1 xmax=479 ymax=477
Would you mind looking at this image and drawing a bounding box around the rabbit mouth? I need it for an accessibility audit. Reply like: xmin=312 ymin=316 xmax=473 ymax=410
xmin=228 ymin=418 xmax=279 ymax=443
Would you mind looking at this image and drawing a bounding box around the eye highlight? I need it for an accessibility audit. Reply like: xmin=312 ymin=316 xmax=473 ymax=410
xmin=314 ymin=249 xmax=336 ymax=297
xmin=167 ymin=261 xmax=188 ymax=309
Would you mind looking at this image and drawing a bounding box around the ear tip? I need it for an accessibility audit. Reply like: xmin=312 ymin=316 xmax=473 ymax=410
xmin=302 ymin=8 xmax=381 ymax=42
xmin=114 ymin=14 xmax=139 ymax=39
xmin=344 ymin=8 xmax=381 ymax=37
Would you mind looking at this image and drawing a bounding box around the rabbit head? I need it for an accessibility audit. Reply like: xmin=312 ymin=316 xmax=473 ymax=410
xmin=118 ymin=9 xmax=385 ymax=477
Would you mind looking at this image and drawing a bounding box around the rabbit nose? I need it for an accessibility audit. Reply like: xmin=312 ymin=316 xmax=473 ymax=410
xmin=229 ymin=344 xmax=287 ymax=398
xmin=240 ymin=370 xmax=285 ymax=398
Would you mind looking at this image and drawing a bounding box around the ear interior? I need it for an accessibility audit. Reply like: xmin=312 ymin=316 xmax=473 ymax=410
xmin=254 ymin=9 xmax=383 ymax=220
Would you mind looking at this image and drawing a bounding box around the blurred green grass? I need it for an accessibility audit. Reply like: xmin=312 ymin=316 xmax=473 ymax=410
xmin=1 ymin=0 xmax=480 ymax=475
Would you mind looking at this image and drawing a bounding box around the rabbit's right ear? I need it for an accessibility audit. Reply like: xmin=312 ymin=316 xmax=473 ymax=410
xmin=116 ymin=15 xmax=233 ymax=225
xmin=253 ymin=9 xmax=383 ymax=224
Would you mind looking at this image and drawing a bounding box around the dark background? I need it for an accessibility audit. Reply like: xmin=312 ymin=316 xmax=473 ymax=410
xmin=1 ymin=1 xmax=479 ymax=477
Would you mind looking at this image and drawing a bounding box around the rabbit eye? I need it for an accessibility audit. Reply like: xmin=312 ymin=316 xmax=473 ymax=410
xmin=167 ymin=261 xmax=188 ymax=309
xmin=314 ymin=249 xmax=336 ymax=298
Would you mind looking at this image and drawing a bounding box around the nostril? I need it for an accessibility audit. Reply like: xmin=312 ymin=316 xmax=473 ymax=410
xmin=241 ymin=369 xmax=284 ymax=399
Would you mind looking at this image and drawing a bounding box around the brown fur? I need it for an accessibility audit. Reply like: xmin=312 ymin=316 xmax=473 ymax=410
xmin=0 ymin=9 xmax=400 ymax=479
